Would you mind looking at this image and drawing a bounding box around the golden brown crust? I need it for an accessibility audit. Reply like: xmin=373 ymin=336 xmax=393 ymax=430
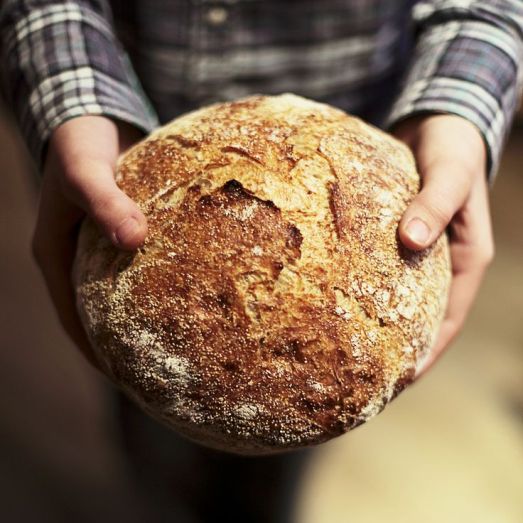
xmin=73 ymin=94 xmax=451 ymax=454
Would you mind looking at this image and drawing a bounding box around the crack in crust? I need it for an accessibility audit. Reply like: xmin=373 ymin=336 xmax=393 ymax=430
xmin=74 ymin=94 xmax=451 ymax=454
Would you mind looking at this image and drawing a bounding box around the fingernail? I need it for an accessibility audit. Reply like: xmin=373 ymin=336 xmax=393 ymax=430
xmin=405 ymin=218 xmax=430 ymax=245
xmin=115 ymin=217 xmax=140 ymax=245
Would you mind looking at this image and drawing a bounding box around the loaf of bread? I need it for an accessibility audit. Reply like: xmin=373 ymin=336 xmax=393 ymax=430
xmin=73 ymin=94 xmax=450 ymax=454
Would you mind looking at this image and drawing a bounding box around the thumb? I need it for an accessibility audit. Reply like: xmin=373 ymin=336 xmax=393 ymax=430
xmin=399 ymin=161 xmax=471 ymax=251
xmin=64 ymin=157 xmax=147 ymax=250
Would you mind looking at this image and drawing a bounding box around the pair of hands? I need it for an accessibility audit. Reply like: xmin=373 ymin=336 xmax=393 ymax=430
xmin=32 ymin=114 xmax=494 ymax=375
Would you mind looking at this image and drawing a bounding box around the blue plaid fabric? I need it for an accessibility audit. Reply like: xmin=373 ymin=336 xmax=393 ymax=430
xmin=1 ymin=0 xmax=522 ymax=179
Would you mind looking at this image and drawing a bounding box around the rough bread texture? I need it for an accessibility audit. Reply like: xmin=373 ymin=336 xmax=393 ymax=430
xmin=73 ymin=94 xmax=451 ymax=455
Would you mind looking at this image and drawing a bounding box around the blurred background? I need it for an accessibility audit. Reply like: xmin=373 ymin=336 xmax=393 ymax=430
xmin=0 ymin=99 xmax=521 ymax=522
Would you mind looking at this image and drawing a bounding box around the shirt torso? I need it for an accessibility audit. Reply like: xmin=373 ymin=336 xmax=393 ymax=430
xmin=111 ymin=0 xmax=416 ymax=124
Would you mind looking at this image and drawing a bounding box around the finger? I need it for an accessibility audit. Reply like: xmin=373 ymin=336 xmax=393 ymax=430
xmin=399 ymin=160 xmax=472 ymax=251
xmin=46 ymin=116 xmax=146 ymax=250
xmin=60 ymin=156 xmax=147 ymax=250
xmin=416 ymin=176 xmax=493 ymax=377
xmin=32 ymin=173 xmax=101 ymax=369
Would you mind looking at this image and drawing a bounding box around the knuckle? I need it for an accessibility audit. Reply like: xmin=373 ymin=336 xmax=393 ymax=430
xmin=424 ymin=198 xmax=455 ymax=228
xmin=478 ymin=241 xmax=495 ymax=268
xmin=447 ymin=316 xmax=465 ymax=339
xmin=468 ymin=235 xmax=495 ymax=270
xmin=91 ymin=193 xmax=123 ymax=220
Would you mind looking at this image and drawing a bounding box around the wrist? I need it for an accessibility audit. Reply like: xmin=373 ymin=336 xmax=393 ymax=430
xmin=392 ymin=113 xmax=487 ymax=176
xmin=45 ymin=116 xmax=143 ymax=175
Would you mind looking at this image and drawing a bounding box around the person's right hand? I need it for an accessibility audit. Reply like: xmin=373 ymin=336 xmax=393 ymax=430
xmin=32 ymin=116 xmax=146 ymax=367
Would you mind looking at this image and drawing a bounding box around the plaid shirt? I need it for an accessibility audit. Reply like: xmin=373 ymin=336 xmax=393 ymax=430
xmin=1 ymin=0 xmax=522 ymax=180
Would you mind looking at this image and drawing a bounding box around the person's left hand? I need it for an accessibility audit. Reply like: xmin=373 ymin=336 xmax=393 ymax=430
xmin=392 ymin=114 xmax=494 ymax=377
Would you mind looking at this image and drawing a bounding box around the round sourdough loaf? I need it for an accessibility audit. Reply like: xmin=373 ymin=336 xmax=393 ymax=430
xmin=73 ymin=94 xmax=450 ymax=454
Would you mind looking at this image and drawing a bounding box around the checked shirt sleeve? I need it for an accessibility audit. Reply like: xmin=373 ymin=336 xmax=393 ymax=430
xmin=386 ymin=0 xmax=523 ymax=181
xmin=0 ymin=0 xmax=159 ymax=168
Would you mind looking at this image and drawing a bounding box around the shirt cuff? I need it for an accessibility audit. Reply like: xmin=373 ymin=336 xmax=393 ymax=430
xmin=0 ymin=2 xmax=159 ymax=169
xmin=385 ymin=18 xmax=523 ymax=183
